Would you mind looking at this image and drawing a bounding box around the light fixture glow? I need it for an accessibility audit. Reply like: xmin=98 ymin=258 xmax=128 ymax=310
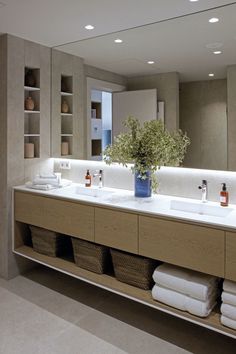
xmin=189 ymin=0 xmax=199 ymax=2
xmin=209 ymin=17 xmax=219 ymax=23
xmin=213 ymin=50 xmax=222 ymax=55
xmin=209 ymin=73 xmax=215 ymax=77
xmin=147 ymin=61 xmax=155 ymax=64
xmin=114 ymin=38 xmax=123 ymax=43
xmin=85 ymin=25 xmax=94 ymax=30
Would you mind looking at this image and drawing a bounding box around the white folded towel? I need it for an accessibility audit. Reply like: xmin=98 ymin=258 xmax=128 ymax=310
xmin=222 ymin=291 xmax=236 ymax=307
xmin=38 ymin=173 xmax=58 ymax=179
xmin=25 ymin=182 xmax=56 ymax=191
xmin=26 ymin=179 xmax=71 ymax=190
xmin=33 ymin=177 xmax=60 ymax=186
xmin=221 ymin=303 xmax=236 ymax=321
xmin=223 ymin=280 xmax=236 ymax=295
xmin=152 ymin=284 xmax=217 ymax=318
xmin=221 ymin=315 xmax=236 ymax=330
xmin=153 ymin=263 xmax=218 ymax=301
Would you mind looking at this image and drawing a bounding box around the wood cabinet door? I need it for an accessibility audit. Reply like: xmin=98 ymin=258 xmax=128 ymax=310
xmin=225 ymin=232 xmax=236 ymax=281
xmin=139 ymin=216 xmax=224 ymax=277
xmin=95 ymin=207 xmax=138 ymax=253
xmin=14 ymin=191 xmax=94 ymax=241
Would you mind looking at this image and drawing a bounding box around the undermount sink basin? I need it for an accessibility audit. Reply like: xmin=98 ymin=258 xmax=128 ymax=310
xmin=57 ymin=185 xmax=113 ymax=198
xmin=170 ymin=199 xmax=233 ymax=218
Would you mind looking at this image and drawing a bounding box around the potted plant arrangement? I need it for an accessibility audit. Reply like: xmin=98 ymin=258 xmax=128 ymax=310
xmin=103 ymin=116 xmax=190 ymax=197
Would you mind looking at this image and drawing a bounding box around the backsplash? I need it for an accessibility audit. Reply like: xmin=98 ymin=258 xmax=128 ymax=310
xmin=53 ymin=159 xmax=236 ymax=204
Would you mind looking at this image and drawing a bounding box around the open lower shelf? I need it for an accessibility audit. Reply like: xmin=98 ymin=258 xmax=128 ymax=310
xmin=13 ymin=245 xmax=236 ymax=339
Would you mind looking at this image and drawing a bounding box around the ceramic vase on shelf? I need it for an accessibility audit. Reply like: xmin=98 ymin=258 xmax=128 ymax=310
xmin=134 ymin=170 xmax=152 ymax=198
xmin=25 ymin=70 xmax=36 ymax=87
xmin=25 ymin=96 xmax=35 ymax=111
xmin=24 ymin=143 xmax=34 ymax=158
xmin=61 ymin=100 xmax=69 ymax=113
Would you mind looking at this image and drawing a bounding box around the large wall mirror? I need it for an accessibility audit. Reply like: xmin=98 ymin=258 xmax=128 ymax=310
xmin=52 ymin=2 xmax=236 ymax=171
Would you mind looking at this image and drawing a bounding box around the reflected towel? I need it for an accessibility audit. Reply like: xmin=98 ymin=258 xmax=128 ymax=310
xmin=152 ymin=284 xmax=217 ymax=318
xmin=223 ymin=280 xmax=236 ymax=295
xmin=222 ymin=291 xmax=236 ymax=307
xmin=221 ymin=303 xmax=236 ymax=321
xmin=221 ymin=315 xmax=236 ymax=330
xmin=153 ymin=263 xmax=218 ymax=301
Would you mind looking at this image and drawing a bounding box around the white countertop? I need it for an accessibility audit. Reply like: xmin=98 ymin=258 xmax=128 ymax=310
xmin=14 ymin=184 xmax=236 ymax=230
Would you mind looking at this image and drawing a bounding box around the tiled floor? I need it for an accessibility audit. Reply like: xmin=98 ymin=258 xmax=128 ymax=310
xmin=0 ymin=267 xmax=235 ymax=354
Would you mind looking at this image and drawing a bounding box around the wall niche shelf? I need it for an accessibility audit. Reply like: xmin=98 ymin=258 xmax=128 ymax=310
xmin=60 ymin=74 xmax=73 ymax=156
xmin=24 ymin=110 xmax=40 ymax=114
xmin=24 ymin=67 xmax=41 ymax=159
xmin=24 ymin=86 xmax=40 ymax=92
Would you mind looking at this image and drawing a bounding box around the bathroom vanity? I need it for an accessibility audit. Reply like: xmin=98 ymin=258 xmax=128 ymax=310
xmin=13 ymin=185 xmax=236 ymax=338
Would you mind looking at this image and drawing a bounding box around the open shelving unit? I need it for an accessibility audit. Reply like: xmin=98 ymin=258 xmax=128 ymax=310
xmin=24 ymin=67 xmax=41 ymax=158
xmin=13 ymin=240 xmax=236 ymax=339
xmin=60 ymin=75 xmax=73 ymax=156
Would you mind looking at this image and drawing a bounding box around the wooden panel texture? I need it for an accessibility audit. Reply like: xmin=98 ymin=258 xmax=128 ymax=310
xmin=225 ymin=232 xmax=236 ymax=281
xmin=14 ymin=191 xmax=94 ymax=241
xmin=95 ymin=207 xmax=138 ymax=253
xmin=139 ymin=216 xmax=224 ymax=276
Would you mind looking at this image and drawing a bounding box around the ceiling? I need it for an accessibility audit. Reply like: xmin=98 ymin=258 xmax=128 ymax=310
xmin=0 ymin=0 xmax=235 ymax=47
xmin=56 ymin=3 xmax=236 ymax=82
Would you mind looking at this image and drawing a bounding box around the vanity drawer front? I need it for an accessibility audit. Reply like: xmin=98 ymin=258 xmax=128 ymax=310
xmin=225 ymin=232 xmax=236 ymax=281
xmin=139 ymin=216 xmax=224 ymax=276
xmin=14 ymin=191 xmax=94 ymax=241
xmin=95 ymin=207 xmax=138 ymax=253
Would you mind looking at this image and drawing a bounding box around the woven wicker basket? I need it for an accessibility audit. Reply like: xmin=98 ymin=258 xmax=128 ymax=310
xmin=71 ymin=238 xmax=111 ymax=274
xmin=111 ymin=249 xmax=158 ymax=290
xmin=29 ymin=225 xmax=68 ymax=257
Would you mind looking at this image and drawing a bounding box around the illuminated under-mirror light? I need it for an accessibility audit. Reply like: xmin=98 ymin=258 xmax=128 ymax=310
xmin=209 ymin=73 xmax=215 ymax=77
xmin=209 ymin=18 xmax=219 ymax=23
xmin=213 ymin=51 xmax=222 ymax=55
xmin=85 ymin=25 xmax=94 ymax=30
xmin=147 ymin=61 xmax=155 ymax=64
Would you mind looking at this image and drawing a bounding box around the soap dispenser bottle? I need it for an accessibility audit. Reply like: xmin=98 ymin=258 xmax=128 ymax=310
xmin=220 ymin=183 xmax=229 ymax=207
xmin=85 ymin=169 xmax=91 ymax=187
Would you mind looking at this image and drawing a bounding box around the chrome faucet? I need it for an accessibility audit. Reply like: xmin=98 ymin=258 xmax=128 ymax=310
xmin=93 ymin=169 xmax=103 ymax=188
xmin=198 ymin=180 xmax=208 ymax=203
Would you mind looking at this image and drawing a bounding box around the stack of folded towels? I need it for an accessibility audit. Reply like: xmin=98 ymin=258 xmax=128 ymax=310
xmin=152 ymin=263 xmax=219 ymax=317
xmin=26 ymin=173 xmax=71 ymax=190
xmin=221 ymin=280 xmax=236 ymax=330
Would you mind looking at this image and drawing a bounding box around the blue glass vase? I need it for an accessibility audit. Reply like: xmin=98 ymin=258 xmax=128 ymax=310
xmin=134 ymin=171 xmax=152 ymax=198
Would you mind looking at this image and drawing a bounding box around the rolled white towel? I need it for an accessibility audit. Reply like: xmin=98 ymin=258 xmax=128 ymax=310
xmin=223 ymin=280 xmax=236 ymax=295
xmin=152 ymin=284 xmax=216 ymax=318
xmin=221 ymin=315 xmax=236 ymax=330
xmin=222 ymin=291 xmax=236 ymax=307
xmin=153 ymin=263 xmax=218 ymax=301
xmin=221 ymin=303 xmax=236 ymax=321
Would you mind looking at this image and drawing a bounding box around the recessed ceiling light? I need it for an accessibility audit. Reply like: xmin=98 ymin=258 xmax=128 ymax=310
xmin=114 ymin=39 xmax=123 ymax=43
xmin=189 ymin=0 xmax=199 ymax=2
xmin=209 ymin=73 xmax=215 ymax=77
xmin=209 ymin=17 xmax=219 ymax=23
xmin=213 ymin=50 xmax=222 ymax=55
xmin=147 ymin=61 xmax=155 ymax=64
xmin=85 ymin=25 xmax=94 ymax=30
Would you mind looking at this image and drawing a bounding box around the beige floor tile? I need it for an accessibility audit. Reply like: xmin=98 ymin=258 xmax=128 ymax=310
xmin=1 ymin=267 xmax=236 ymax=354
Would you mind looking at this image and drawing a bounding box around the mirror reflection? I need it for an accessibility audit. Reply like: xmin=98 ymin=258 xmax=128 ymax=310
xmin=53 ymin=3 xmax=236 ymax=171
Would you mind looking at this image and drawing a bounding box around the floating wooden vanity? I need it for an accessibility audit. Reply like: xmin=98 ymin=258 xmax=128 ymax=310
xmin=13 ymin=189 xmax=236 ymax=338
